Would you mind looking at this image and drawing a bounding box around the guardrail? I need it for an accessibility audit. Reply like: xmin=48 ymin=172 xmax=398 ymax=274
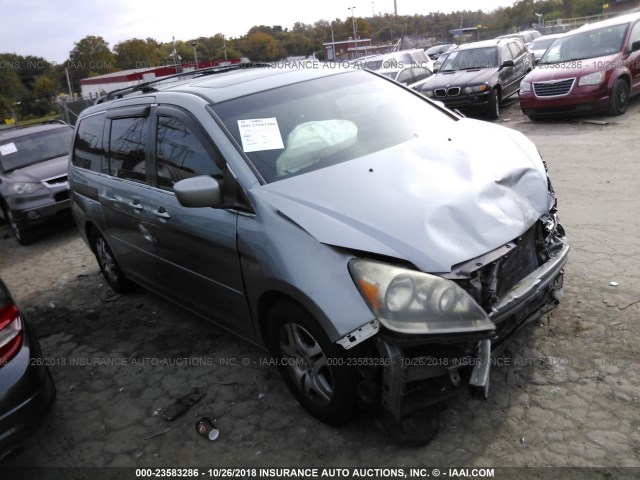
xmin=545 ymin=7 xmax=640 ymax=29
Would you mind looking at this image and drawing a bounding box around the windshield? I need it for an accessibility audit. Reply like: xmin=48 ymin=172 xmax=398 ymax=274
xmin=530 ymin=37 xmax=557 ymax=51
xmin=440 ymin=47 xmax=498 ymax=71
xmin=540 ymin=24 xmax=627 ymax=64
xmin=0 ymin=127 xmax=72 ymax=172
xmin=211 ymin=70 xmax=455 ymax=183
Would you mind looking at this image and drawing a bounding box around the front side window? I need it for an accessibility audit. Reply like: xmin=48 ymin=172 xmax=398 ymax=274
xmin=0 ymin=127 xmax=72 ymax=173
xmin=156 ymin=115 xmax=223 ymax=190
xmin=628 ymin=21 xmax=640 ymax=47
xmin=501 ymin=45 xmax=514 ymax=63
xmin=507 ymin=42 xmax=522 ymax=60
xmin=211 ymin=70 xmax=455 ymax=183
xmin=109 ymin=117 xmax=148 ymax=183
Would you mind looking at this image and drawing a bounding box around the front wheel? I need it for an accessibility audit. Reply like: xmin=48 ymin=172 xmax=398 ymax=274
xmin=91 ymin=231 xmax=134 ymax=293
xmin=2 ymin=204 xmax=34 ymax=246
xmin=607 ymin=79 xmax=630 ymax=115
xmin=267 ymin=302 xmax=357 ymax=426
xmin=486 ymin=89 xmax=500 ymax=120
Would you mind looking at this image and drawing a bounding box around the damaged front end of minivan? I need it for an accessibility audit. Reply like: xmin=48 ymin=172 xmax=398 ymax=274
xmin=341 ymin=209 xmax=568 ymax=444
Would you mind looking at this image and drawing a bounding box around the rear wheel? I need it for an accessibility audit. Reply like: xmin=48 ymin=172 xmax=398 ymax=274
xmin=607 ymin=79 xmax=630 ymax=115
xmin=91 ymin=231 xmax=134 ymax=293
xmin=267 ymin=302 xmax=357 ymax=426
xmin=486 ymin=89 xmax=500 ymax=120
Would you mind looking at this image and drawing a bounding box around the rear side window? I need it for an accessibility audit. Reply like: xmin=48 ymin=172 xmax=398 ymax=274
xmin=109 ymin=117 xmax=148 ymax=183
xmin=73 ymin=113 xmax=106 ymax=172
xmin=156 ymin=115 xmax=223 ymax=190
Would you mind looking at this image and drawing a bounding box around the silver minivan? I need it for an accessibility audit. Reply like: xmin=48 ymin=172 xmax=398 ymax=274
xmin=69 ymin=65 xmax=568 ymax=444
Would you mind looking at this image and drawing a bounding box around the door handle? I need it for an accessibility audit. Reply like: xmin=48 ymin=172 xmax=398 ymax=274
xmin=128 ymin=200 xmax=143 ymax=211
xmin=153 ymin=207 xmax=171 ymax=219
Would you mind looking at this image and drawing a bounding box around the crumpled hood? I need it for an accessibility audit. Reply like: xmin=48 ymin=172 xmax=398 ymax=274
xmin=254 ymin=118 xmax=553 ymax=273
xmin=2 ymin=155 xmax=68 ymax=183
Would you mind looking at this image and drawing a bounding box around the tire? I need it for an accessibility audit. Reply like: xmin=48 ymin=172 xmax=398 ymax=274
xmin=1 ymin=204 xmax=34 ymax=246
xmin=526 ymin=113 xmax=542 ymax=121
xmin=267 ymin=302 xmax=357 ymax=426
xmin=607 ymin=79 xmax=630 ymax=115
xmin=91 ymin=231 xmax=134 ymax=293
xmin=486 ymin=89 xmax=500 ymax=120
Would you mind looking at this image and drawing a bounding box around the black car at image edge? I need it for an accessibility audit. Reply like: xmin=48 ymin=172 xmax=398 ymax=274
xmin=0 ymin=278 xmax=56 ymax=460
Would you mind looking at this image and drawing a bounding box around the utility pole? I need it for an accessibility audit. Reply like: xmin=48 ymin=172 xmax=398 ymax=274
xmin=191 ymin=40 xmax=198 ymax=69
xmin=65 ymin=67 xmax=73 ymax=100
xmin=349 ymin=6 xmax=357 ymax=59
xmin=394 ymin=0 xmax=397 ymax=15
xmin=223 ymin=35 xmax=228 ymax=61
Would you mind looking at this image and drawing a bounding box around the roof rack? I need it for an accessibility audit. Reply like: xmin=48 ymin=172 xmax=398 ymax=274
xmin=95 ymin=62 xmax=272 ymax=104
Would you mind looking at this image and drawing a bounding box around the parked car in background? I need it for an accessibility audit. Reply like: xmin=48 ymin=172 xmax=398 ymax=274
xmin=528 ymin=33 xmax=567 ymax=63
xmin=375 ymin=64 xmax=433 ymax=85
xmin=0 ymin=121 xmax=73 ymax=245
xmin=425 ymin=43 xmax=457 ymax=60
xmin=69 ymin=64 xmax=567 ymax=445
xmin=0 ymin=277 xmax=56 ymax=460
xmin=496 ymin=29 xmax=542 ymax=47
xmin=520 ymin=13 xmax=640 ymax=120
xmin=356 ymin=49 xmax=434 ymax=85
xmin=416 ymin=38 xmax=533 ymax=119
xmin=358 ymin=49 xmax=434 ymax=72
xmin=432 ymin=44 xmax=459 ymax=71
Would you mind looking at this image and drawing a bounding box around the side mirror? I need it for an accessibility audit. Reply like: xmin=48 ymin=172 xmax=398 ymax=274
xmin=174 ymin=175 xmax=222 ymax=208
xmin=501 ymin=59 xmax=515 ymax=69
xmin=534 ymin=57 xmax=540 ymax=65
xmin=632 ymin=40 xmax=640 ymax=52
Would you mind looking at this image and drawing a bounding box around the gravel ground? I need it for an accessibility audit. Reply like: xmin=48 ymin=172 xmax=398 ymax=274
xmin=0 ymin=99 xmax=638 ymax=478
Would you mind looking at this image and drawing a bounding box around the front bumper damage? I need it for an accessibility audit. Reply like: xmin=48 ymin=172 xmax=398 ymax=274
xmin=353 ymin=216 xmax=569 ymax=427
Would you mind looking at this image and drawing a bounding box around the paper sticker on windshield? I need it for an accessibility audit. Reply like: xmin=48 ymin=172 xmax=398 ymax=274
xmin=238 ymin=118 xmax=284 ymax=153
xmin=0 ymin=142 xmax=17 ymax=156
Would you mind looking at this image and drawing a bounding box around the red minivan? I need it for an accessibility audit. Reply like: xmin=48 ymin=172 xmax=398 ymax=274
xmin=519 ymin=13 xmax=640 ymax=119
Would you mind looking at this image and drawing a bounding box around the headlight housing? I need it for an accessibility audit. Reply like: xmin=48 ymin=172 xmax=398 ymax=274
xmin=422 ymin=90 xmax=434 ymax=98
xmin=8 ymin=182 xmax=43 ymax=195
xmin=349 ymin=258 xmax=495 ymax=335
xmin=462 ymin=83 xmax=490 ymax=94
xmin=520 ymin=81 xmax=531 ymax=93
xmin=578 ymin=71 xmax=605 ymax=86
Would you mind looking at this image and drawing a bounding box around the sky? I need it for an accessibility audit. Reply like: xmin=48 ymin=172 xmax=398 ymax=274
xmin=0 ymin=0 xmax=517 ymax=63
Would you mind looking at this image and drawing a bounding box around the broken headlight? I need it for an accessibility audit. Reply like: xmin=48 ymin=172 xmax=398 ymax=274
xmin=349 ymin=258 xmax=495 ymax=335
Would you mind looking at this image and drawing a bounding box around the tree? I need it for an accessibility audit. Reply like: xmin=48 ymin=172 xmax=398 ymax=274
xmin=242 ymin=32 xmax=282 ymax=61
xmin=0 ymin=56 xmax=26 ymax=119
xmin=67 ymin=36 xmax=116 ymax=93
xmin=33 ymin=76 xmax=58 ymax=99
xmin=114 ymin=38 xmax=162 ymax=69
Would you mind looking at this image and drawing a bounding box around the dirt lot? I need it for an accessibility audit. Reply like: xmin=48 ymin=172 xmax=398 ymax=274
xmin=0 ymin=99 xmax=639 ymax=477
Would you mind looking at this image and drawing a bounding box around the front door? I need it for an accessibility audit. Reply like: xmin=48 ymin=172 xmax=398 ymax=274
xmin=144 ymin=106 xmax=251 ymax=337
